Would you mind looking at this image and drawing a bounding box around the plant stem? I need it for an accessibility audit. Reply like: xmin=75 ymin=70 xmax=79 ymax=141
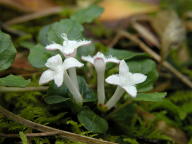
xmin=68 ymin=68 xmax=79 ymax=90
xmin=0 ymin=132 xmax=60 ymax=137
xmin=0 ymin=105 xmax=116 ymax=144
xmin=64 ymin=71 xmax=83 ymax=105
xmin=105 ymin=86 xmax=125 ymax=110
xmin=97 ymin=70 xmax=105 ymax=105
xmin=0 ymin=86 xmax=48 ymax=92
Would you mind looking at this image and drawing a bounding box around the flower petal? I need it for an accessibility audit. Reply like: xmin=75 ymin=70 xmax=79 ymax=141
xmin=45 ymin=54 xmax=63 ymax=69
xmin=119 ymin=60 xmax=129 ymax=76
xmin=54 ymin=71 xmax=64 ymax=87
xmin=45 ymin=43 xmax=63 ymax=51
xmin=75 ymin=40 xmax=91 ymax=48
xmin=95 ymin=52 xmax=105 ymax=59
xmin=62 ymin=40 xmax=91 ymax=55
xmin=81 ymin=56 xmax=94 ymax=64
xmin=123 ymin=85 xmax=137 ymax=97
xmin=106 ymin=56 xmax=120 ymax=63
xmin=132 ymin=73 xmax=147 ymax=85
xmin=105 ymin=74 xmax=120 ymax=85
xmin=63 ymin=57 xmax=84 ymax=70
xmin=39 ymin=69 xmax=54 ymax=85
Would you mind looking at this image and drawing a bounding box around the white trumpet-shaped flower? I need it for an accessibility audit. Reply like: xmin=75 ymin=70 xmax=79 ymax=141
xmin=105 ymin=60 xmax=147 ymax=109
xmin=39 ymin=54 xmax=83 ymax=87
xmin=46 ymin=33 xmax=91 ymax=57
xmin=82 ymin=52 xmax=120 ymax=105
xmin=39 ymin=54 xmax=84 ymax=105
xmin=82 ymin=52 xmax=120 ymax=69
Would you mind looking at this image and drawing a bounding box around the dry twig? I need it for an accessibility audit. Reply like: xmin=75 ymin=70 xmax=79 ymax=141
xmin=4 ymin=7 xmax=63 ymax=26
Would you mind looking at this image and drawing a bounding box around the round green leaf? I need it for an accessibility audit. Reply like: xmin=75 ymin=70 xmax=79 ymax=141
xmin=0 ymin=31 xmax=16 ymax=71
xmin=108 ymin=48 xmax=147 ymax=60
xmin=0 ymin=75 xmax=30 ymax=87
xmin=78 ymin=109 xmax=108 ymax=133
xmin=44 ymin=95 xmax=70 ymax=104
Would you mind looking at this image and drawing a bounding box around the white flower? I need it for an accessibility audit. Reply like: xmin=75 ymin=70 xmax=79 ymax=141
xmin=39 ymin=54 xmax=83 ymax=87
xmin=82 ymin=52 xmax=120 ymax=105
xmin=106 ymin=60 xmax=147 ymax=97
xmin=45 ymin=33 xmax=91 ymax=56
xmin=82 ymin=52 xmax=120 ymax=72
xmin=105 ymin=60 xmax=147 ymax=110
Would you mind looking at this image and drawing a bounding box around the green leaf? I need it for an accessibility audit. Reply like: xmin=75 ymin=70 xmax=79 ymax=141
xmin=77 ymin=44 xmax=95 ymax=58
xmin=19 ymin=132 xmax=28 ymax=144
xmin=47 ymin=19 xmax=84 ymax=44
xmin=134 ymin=92 xmax=167 ymax=102
xmin=108 ymin=48 xmax=146 ymax=60
xmin=71 ymin=5 xmax=104 ymax=24
xmin=44 ymin=95 xmax=70 ymax=104
xmin=46 ymin=82 xmax=70 ymax=104
xmin=78 ymin=76 xmax=96 ymax=102
xmin=137 ymin=69 xmax=158 ymax=92
xmin=77 ymin=109 xmax=108 ymax=133
xmin=37 ymin=25 xmax=51 ymax=45
xmin=127 ymin=59 xmax=158 ymax=92
xmin=38 ymin=19 xmax=84 ymax=45
xmin=0 ymin=31 xmax=16 ymax=71
xmin=127 ymin=59 xmax=156 ymax=74
xmin=27 ymin=43 xmax=54 ymax=68
xmin=0 ymin=75 xmax=30 ymax=87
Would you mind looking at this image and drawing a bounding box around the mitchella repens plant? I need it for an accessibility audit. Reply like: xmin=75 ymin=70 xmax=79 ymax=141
xmin=39 ymin=33 xmax=147 ymax=110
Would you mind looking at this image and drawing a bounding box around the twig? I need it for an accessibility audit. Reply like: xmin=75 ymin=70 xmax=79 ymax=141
xmin=4 ymin=7 xmax=63 ymax=26
xmin=0 ymin=105 xmax=117 ymax=144
xmin=117 ymin=30 xmax=192 ymax=88
xmin=0 ymin=86 xmax=48 ymax=92
xmin=0 ymin=131 xmax=60 ymax=138
xmin=108 ymin=32 xmax=123 ymax=48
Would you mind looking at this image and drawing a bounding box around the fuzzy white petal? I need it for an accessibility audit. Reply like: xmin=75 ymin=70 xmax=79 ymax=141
xmin=46 ymin=43 xmax=63 ymax=51
xmin=54 ymin=71 xmax=64 ymax=87
xmin=106 ymin=56 xmax=120 ymax=63
xmin=105 ymin=74 xmax=120 ymax=85
xmin=76 ymin=40 xmax=91 ymax=47
xmin=39 ymin=70 xmax=54 ymax=85
xmin=62 ymin=40 xmax=91 ymax=55
xmin=132 ymin=73 xmax=147 ymax=85
xmin=63 ymin=57 xmax=84 ymax=70
xmin=123 ymin=85 xmax=137 ymax=97
xmin=81 ymin=56 xmax=94 ymax=64
xmin=95 ymin=52 xmax=105 ymax=59
xmin=119 ymin=60 xmax=129 ymax=76
xmin=62 ymin=46 xmax=76 ymax=55
xmin=45 ymin=54 xmax=63 ymax=69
